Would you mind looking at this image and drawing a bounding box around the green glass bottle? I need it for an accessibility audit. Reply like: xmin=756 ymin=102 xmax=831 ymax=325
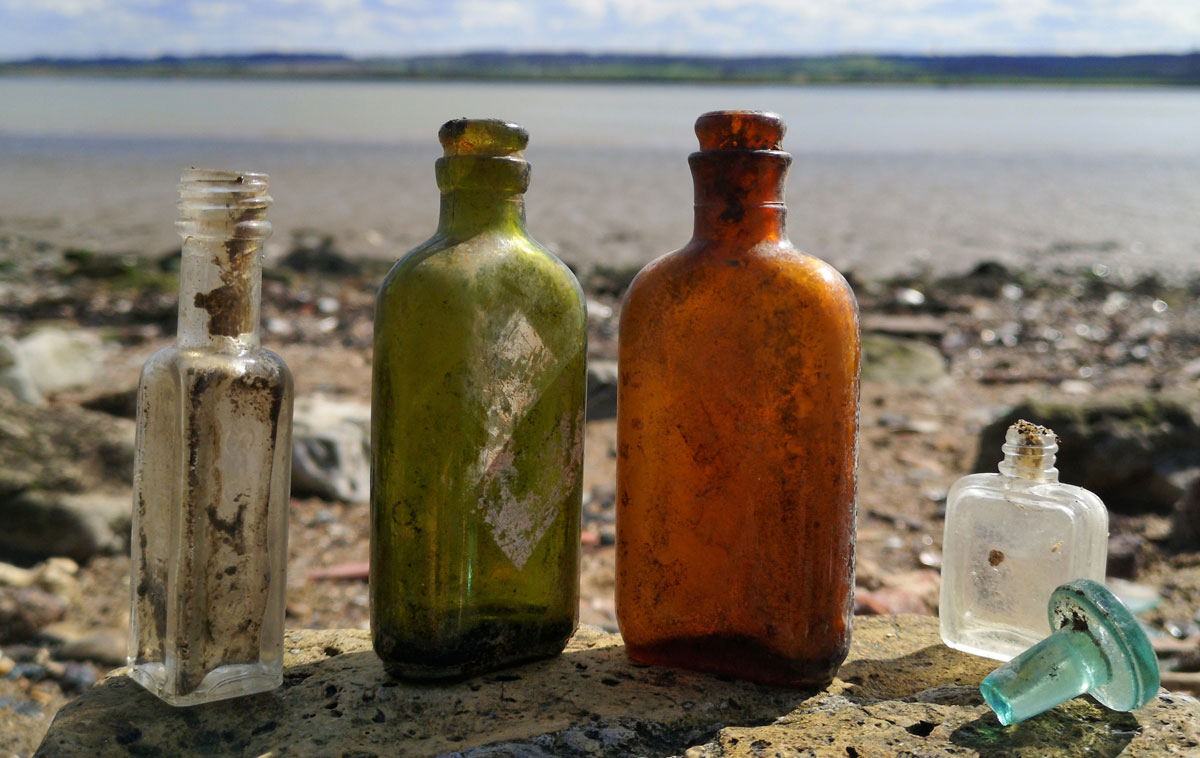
xmin=371 ymin=119 xmax=587 ymax=680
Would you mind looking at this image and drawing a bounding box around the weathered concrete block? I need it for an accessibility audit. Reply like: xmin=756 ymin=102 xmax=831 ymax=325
xmin=34 ymin=617 xmax=1200 ymax=757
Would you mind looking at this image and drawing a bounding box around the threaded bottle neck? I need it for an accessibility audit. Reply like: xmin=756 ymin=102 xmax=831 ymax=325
xmin=175 ymin=169 xmax=272 ymax=349
xmin=998 ymin=420 xmax=1060 ymax=482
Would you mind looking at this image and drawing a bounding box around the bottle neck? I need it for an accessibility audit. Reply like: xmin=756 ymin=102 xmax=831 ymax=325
xmin=689 ymin=150 xmax=790 ymax=246
xmin=177 ymin=236 xmax=264 ymax=349
xmin=435 ymin=190 xmax=527 ymax=239
xmin=998 ymin=435 xmax=1060 ymax=482
xmin=434 ymin=154 xmax=530 ymax=240
xmin=174 ymin=169 xmax=271 ymax=350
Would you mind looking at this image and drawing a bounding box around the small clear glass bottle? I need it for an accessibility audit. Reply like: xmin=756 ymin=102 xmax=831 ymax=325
xmin=940 ymin=420 xmax=1108 ymax=662
xmin=128 ymin=169 xmax=293 ymax=706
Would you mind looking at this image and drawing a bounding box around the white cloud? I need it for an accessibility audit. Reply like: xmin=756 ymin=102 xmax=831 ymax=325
xmin=2 ymin=0 xmax=1199 ymax=58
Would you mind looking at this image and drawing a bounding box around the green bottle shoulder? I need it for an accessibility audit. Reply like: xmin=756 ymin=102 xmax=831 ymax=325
xmin=377 ymin=231 xmax=586 ymax=318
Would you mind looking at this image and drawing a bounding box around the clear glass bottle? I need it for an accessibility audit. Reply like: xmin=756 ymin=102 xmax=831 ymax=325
xmin=616 ymin=111 xmax=860 ymax=687
xmin=371 ymin=119 xmax=587 ymax=679
xmin=128 ymin=169 xmax=293 ymax=706
xmin=940 ymin=420 xmax=1108 ymax=662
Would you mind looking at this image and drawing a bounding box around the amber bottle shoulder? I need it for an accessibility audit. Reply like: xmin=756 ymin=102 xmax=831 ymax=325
xmin=623 ymin=240 xmax=858 ymax=322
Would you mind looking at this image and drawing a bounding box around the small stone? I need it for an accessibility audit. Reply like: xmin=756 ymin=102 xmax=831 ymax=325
xmin=291 ymin=394 xmax=370 ymax=503
xmin=15 ymin=328 xmax=104 ymax=396
xmin=861 ymin=335 xmax=947 ymax=386
xmin=0 ymin=587 xmax=66 ymax=643
xmin=1106 ymin=532 xmax=1145 ymax=579
xmin=586 ymin=359 xmax=618 ymax=421
xmin=0 ymin=336 xmax=43 ymax=404
xmin=0 ymin=561 xmax=35 ymax=588
xmin=56 ymin=628 xmax=127 ymax=667
xmin=2 ymin=492 xmax=131 ymax=564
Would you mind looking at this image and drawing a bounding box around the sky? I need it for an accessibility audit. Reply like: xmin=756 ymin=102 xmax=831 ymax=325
xmin=1 ymin=0 xmax=1198 ymax=60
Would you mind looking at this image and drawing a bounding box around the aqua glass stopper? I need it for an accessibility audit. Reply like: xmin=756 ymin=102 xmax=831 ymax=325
xmin=980 ymin=578 xmax=1159 ymax=725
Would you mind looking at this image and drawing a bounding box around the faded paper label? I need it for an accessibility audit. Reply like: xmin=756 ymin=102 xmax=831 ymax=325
xmin=472 ymin=312 xmax=578 ymax=570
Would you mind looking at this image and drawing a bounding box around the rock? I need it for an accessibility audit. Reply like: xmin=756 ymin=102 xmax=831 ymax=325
xmin=3 ymin=492 xmax=132 ymax=564
xmin=0 ymin=390 xmax=135 ymax=562
xmin=861 ymin=334 xmax=948 ymax=386
xmin=34 ymin=617 xmax=1200 ymax=757
xmin=862 ymin=313 xmax=948 ymax=339
xmin=0 ymin=558 xmax=80 ymax=601
xmin=1171 ymin=473 xmax=1200 ymax=550
xmin=853 ymin=568 xmax=940 ymax=616
xmin=586 ymin=359 xmax=618 ymax=420
xmin=1106 ymin=532 xmax=1146 ymax=580
xmin=291 ymin=394 xmax=370 ymax=503
xmin=0 ymin=336 xmax=43 ymax=404
xmin=55 ymin=627 xmax=127 ymax=668
xmin=279 ymin=232 xmax=361 ymax=275
xmin=0 ymin=586 xmax=66 ymax=643
xmin=975 ymin=392 xmax=1200 ymax=514
xmin=1 ymin=676 xmax=70 ymax=758
xmin=80 ymin=386 xmax=139 ymax=419
xmin=16 ymin=328 xmax=104 ymax=397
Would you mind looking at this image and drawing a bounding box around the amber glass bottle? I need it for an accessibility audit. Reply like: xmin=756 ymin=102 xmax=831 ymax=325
xmin=615 ymin=111 xmax=860 ymax=687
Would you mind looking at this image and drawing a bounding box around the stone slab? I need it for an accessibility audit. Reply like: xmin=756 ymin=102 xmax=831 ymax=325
xmin=33 ymin=616 xmax=1200 ymax=757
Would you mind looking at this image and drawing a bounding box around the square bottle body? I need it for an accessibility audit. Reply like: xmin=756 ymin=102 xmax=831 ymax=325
xmin=939 ymin=473 xmax=1107 ymax=661
xmin=129 ymin=346 xmax=292 ymax=705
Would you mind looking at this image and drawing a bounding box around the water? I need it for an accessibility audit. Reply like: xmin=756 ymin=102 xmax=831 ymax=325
xmin=2 ymin=76 xmax=1198 ymax=275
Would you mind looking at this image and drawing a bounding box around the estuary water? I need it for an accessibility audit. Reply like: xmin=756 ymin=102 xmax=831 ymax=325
xmin=1 ymin=76 xmax=1198 ymax=276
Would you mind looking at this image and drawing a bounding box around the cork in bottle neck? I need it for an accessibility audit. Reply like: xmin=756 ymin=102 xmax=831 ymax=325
xmin=998 ymin=419 xmax=1060 ymax=482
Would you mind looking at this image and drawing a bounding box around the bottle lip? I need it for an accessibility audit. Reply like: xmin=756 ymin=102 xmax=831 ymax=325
xmin=179 ymin=168 xmax=269 ymax=186
xmin=177 ymin=168 xmax=272 ymax=240
xmin=439 ymin=119 xmax=529 ymax=157
xmin=695 ymin=110 xmax=786 ymax=151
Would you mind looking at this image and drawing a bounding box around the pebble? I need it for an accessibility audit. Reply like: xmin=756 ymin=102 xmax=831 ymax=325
xmin=0 ymin=586 xmax=67 ymax=644
xmin=56 ymin=627 xmax=127 ymax=667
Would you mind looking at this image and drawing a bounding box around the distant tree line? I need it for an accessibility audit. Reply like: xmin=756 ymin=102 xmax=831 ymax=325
xmin=4 ymin=51 xmax=1199 ymax=85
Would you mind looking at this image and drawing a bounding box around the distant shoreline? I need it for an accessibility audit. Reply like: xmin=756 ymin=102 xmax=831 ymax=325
xmin=3 ymin=51 xmax=1199 ymax=87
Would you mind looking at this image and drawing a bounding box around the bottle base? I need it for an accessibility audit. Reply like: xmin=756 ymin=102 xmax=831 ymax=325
xmin=942 ymin=621 xmax=1044 ymax=663
xmin=625 ymin=634 xmax=843 ymax=688
xmin=381 ymin=638 xmax=568 ymax=682
xmin=127 ymin=661 xmax=282 ymax=706
xmin=375 ymin=614 xmax=576 ymax=682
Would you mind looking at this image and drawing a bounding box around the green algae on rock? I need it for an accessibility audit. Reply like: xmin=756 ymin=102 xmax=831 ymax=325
xmin=371 ymin=119 xmax=587 ymax=680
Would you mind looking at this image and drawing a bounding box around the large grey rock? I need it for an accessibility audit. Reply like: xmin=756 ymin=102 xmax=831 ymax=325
xmin=861 ymin=334 xmax=948 ymax=386
xmin=16 ymin=328 xmax=105 ymax=397
xmin=977 ymin=392 xmax=1200 ymax=514
xmin=0 ymin=389 xmax=134 ymax=562
xmin=291 ymin=394 xmax=370 ymax=503
xmin=0 ymin=335 xmax=43 ymax=404
xmin=3 ymin=491 xmax=132 ymax=563
xmin=34 ymin=617 xmax=1200 ymax=757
